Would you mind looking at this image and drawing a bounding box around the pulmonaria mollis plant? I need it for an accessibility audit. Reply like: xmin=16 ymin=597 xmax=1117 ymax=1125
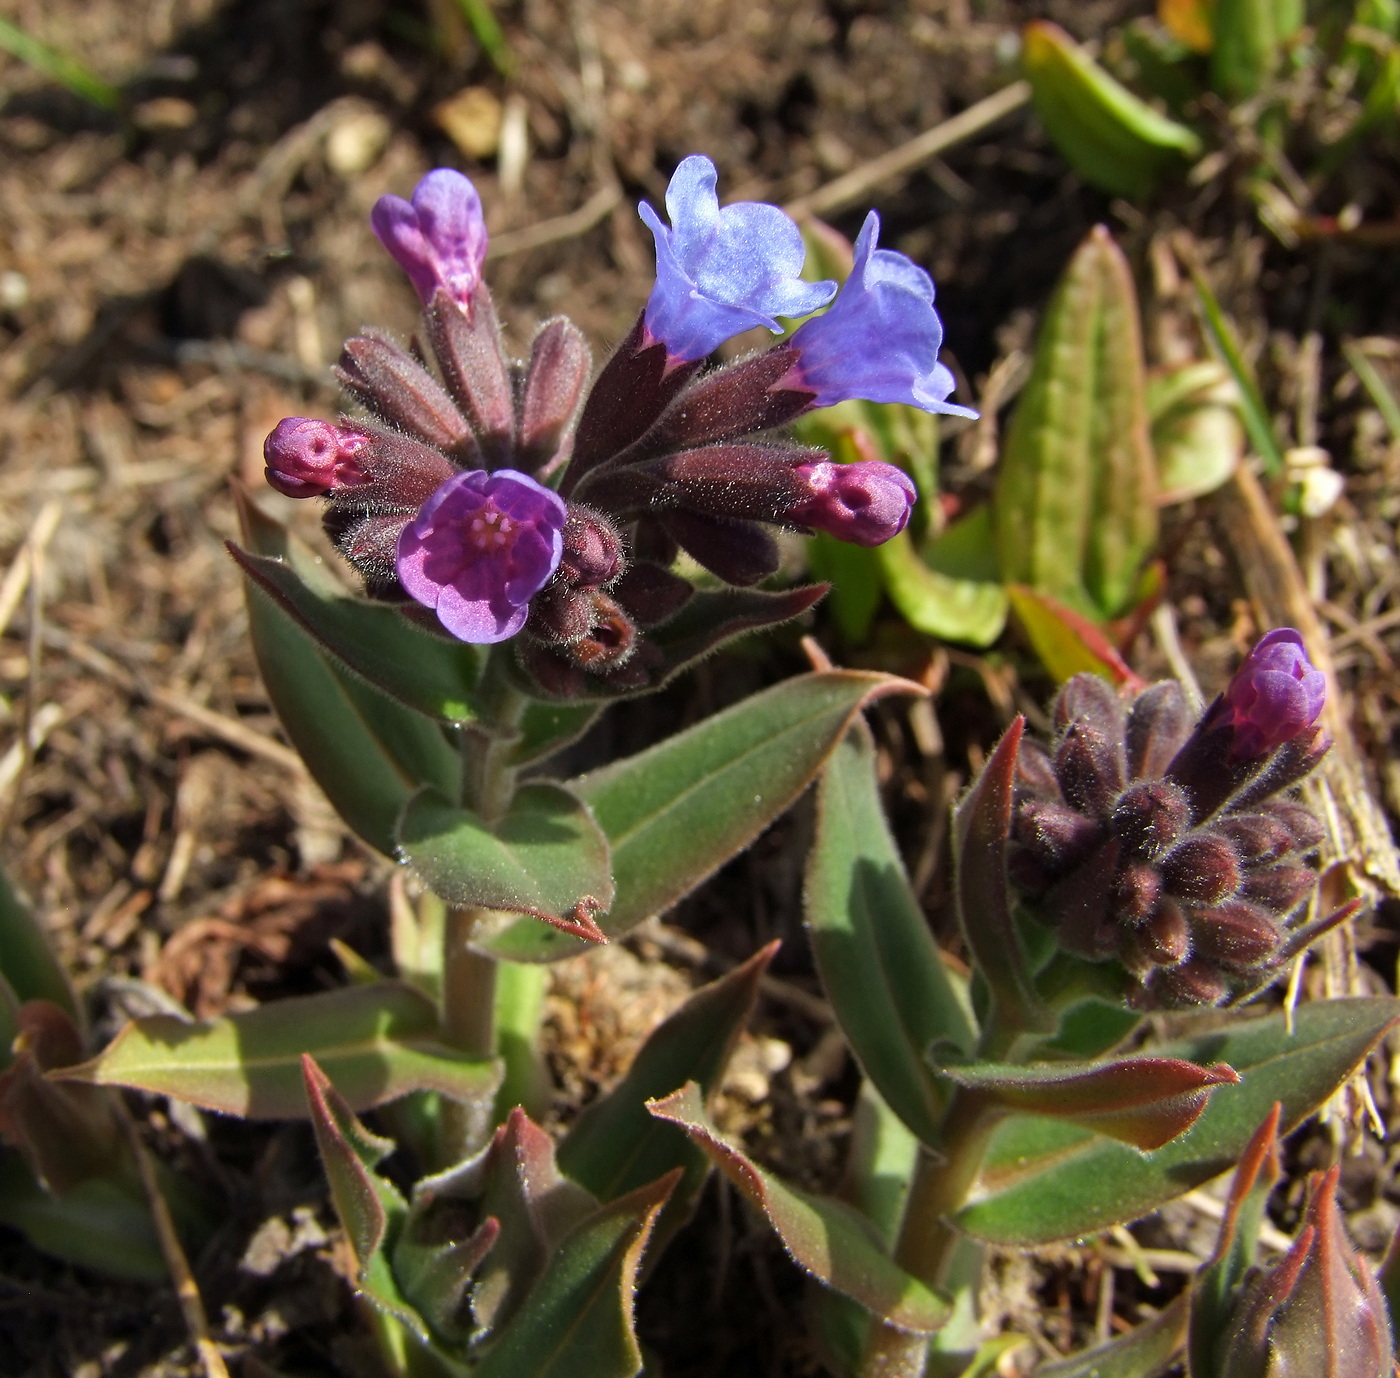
xmin=261 ymin=156 xmax=972 ymax=697
xmin=1008 ymin=630 xmax=1340 ymax=1007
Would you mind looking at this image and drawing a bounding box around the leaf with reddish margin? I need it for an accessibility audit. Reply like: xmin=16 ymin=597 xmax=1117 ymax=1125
xmin=302 ymin=1056 xmax=424 ymax=1339
xmin=1188 ymin=1103 xmax=1282 ymax=1378
xmin=955 ymin=998 xmax=1400 ymax=1246
xmin=935 ymin=1055 xmax=1240 ymax=1152
xmin=1006 ymin=584 xmax=1146 ymax=689
xmin=558 ymin=943 xmax=777 ymax=1252
xmin=396 ymin=782 xmax=613 ymax=943
xmin=647 ymin=1083 xmax=950 ymax=1334
xmin=808 ymin=725 xmax=976 ymax=1149
xmin=952 ymin=717 xmax=1053 ymax=1034
xmin=473 ymin=1170 xmax=680 ymax=1378
xmin=58 ymin=983 xmax=500 ymax=1118
xmin=477 ymin=669 xmax=926 ymax=962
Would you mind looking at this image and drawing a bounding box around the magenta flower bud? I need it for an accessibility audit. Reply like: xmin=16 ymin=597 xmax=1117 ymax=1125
xmin=1218 ymin=1165 xmax=1392 ymax=1378
xmin=371 ymin=169 xmax=488 ymax=310
xmin=395 ymin=469 xmax=566 ymax=644
xmin=264 ymin=418 xmax=368 ymax=498
xmin=638 ymin=155 xmax=836 ymax=362
xmin=788 ymin=459 xmax=916 ymax=546
xmin=1220 ymin=629 xmax=1327 ymax=762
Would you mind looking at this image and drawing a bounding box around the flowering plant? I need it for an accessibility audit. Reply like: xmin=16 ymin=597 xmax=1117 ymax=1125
xmin=6 ymin=159 xmax=1393 ymax=1378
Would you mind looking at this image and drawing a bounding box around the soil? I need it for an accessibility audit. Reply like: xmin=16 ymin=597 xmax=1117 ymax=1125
xmin=1 ymin=1 xmax=1399 ymax=1376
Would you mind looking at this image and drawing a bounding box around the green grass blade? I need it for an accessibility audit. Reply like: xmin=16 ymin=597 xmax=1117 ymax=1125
xmin=0 ymin=18 xmax=120 ymax=111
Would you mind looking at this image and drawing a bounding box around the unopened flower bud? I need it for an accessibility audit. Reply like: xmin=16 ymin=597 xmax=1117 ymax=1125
xmin=1111 ymin=779 xmax=1191 ymax=858
xmin=1133 ymin=898 xmax=1190 ymax=968
xmin=558 ymin=508 xmax=624 ymax=588
xmin=1242 ymin=866 xmax=1317 ymax=915
xmin=264 ymin=418 xmax=368 ymax=498
xmin=1112 ymin=862 xmax=1162 ymax=922
xmin=1218 ymin=628 xmax=1327 ymax=762
xmin=1259 ymin=800 xmax=1326 ymax=854
xmin=787 ymin=459 xmax=916 ymax=546
xmin=371 ymin=169 xmax=488 ymax=310
xmin=1214 ymin=813 xmax=1299 ymax=867
xmin=1190 ymin=900 xmax=1282 ymax=970
xmin=1054 ymin=673 xmax=1126 ymax=738
xmin=1148 ymin=957 xmax=1231 ymax=1008
xmin=1218 ymin=1165 xmax=1392 ymax=1378
xmin=1162 ymin=834 xmax=1242 ymax=905
xmin=1054 ymin=721 xmax=1125 ymax=818
xmin=1012 ymin=799 xmax=1103 ymax=874
xmin=1125 ymin=679 xmax=1192 ymax=779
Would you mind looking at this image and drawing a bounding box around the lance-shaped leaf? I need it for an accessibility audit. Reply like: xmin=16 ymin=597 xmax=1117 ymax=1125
xmin=0 ymin=870 xmax=76 ymax=1023
xmin=59 ymin=982 xmax=500 ymax=1118
xmin=396 ymin=782 xmax=613 ymax=942
xmin=994 ymin=225 xmax=1159 ymax=619
xmin=477 ymin=669 xmax=923 ymax=962
xmin=953 ymin=997 xmax=1400 ymax=1245
xmin=1023 ymin=21 xmax=1202 ymax=200
xmin=1150 ymin=360 xmax=1244 ymax=505
xmin=953 ymin=718 xmax=1053 ymax=1034
xmin=472 ymin=1171 xmax=679 ymax=1378
xmin=1211 ymin=0 xmax=1294 ymax=100
xmin=303 ymin=1057 xmax=426 ymax=1339
xmin=1006 ymin=585 xmax=1146 ymax=689
xmin=558 ymin=943 xmax=776 ymax=1251
xmin=1188 ymin=1103 xmax=1282 ymax=1378
xmin=1035 ymin=1292 xmax=1189 ymax=1378
xmin=935 ymin=1055 xmax=1240 ymax=1152
xmin=648 ymin=1083 xmax=949 ymax=1334
xmin=808 ymin=725 xmax=976 ymax=1147
xmin=876 ymin=530 xmax=1008 ymax=648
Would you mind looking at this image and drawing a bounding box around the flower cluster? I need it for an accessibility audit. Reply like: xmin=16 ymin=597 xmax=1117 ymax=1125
xmin=1008 ymin=632 xmax=1335 ymax=1008
xmin=261 ymin=157 xmax=974 ymax=693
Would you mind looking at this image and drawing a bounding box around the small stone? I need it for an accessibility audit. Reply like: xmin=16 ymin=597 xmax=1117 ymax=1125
xmin=326 ymin=108 xmax=392 ymax=177
xmin=433 ymin=86 xmax=503 ymax=160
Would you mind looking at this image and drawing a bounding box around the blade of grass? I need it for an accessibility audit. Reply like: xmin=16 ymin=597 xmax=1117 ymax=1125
xmin=1185 ymin=264 xmax=1284 ymax=477
xmin=453 ymin=0 xmax=515 ymax=77
xmin=0 ymin=18 xmax=120 ymax=111
xmin=1343 ymin=340 xmax=1400 ymax=443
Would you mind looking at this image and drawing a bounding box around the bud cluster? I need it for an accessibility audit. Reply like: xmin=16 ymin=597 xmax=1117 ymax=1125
xmin=1008 ymin=635 xmax=1335 ymax=1008
xmin=260 ymin=159 xmax=975 ymax=697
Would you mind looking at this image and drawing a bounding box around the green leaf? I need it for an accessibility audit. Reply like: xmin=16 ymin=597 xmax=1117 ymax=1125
xmin=807 ymin=726 xmax=976 ymax=1147
xmin=954 ymin=998 xmax=1400 ymax=1245
xmin=473 ymin=1173 xmax=678 ymax=1378
xmin=1023 ymin=21 xmax=1202 ymax=199
xmin=0 ymin=868 xmax=76 ymax=1022
xmin=494 ymin=961 xmax=551 ymax=1122
xmin=397 ymin=782 xmax=613 ymax=942
xmin=1149 ymin=360 xmax=1245 ymax=504
xmin=477 ymin=669 xmax=922 ymax=962
xmin=1006 ymin=585 xmax=1145 ymax=689
xmin=876 ymin=531 xmax=1008 ymax=647
xmin=0 ymin=17 xmax=120 ymax=110
xmin=936 ymin=1055 xmax=1239 ymax=1152
xmin=512 ymin=702 xmax=602 ymax=767
xmin=994 ymin=225 xmax=1159 ymax=619
xmin=1343 ymin=340 xmax=1400 ymax=446
xmin=1036 ymin=1292 xmax=1188 ymax=1378
xmin=648 ymin=1083 xmax=950 ymax=1334
xmin=952 ymin=719 xmax=1053 ymax=1035
xmin=808 ymin=532 xmax=884 ymax=643
xmin=230 ymin=538 xmax=486 ymax=724
xmin=558 ymin=943 xmax=776 ymax=1250
xmin=59 ymin=983 xmax=500 ymax=1118
xmin=1211 ymin=0 xmax=1284 ymax=99
xmin=0 ymin=1151 xmax=167 ymax=1282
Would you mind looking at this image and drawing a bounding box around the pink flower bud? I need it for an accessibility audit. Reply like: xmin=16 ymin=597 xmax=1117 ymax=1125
xmin=263 ymin=418 xmax=368 ymax=498
xmin=788 ymin=459 xmax=915 ymax=546
xmin=1221 ymin=628 xmax=1327 ymax=761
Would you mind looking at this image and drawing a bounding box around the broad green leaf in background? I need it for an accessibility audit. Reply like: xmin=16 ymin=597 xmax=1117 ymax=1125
xmin=232 ymin=501 xmax=486 ymax=723
xmin=951 ymin=718 xmax=1052 ymax=1035
xmin=397 ymin=782 xmax=613 ymax=941
xmin=1149 ymin=360 xmax=1245 ymax=503
xmin=808 ymin=532 xmax=884 ymax=643
xmin=807 ymin=726 xmax=976 ymax=1147
xmin=475 ymin=670 xmax=923 ymax=962
xmin=59 ymin=983 xmax=500 ymax=1118
xmin=994 ymin=225 xmax=1159 ymax=619
xmin=1211 ymin=0 xmax=1301 ymax=99
xmin=953 ymin=998 xmax=1400 ymax=1245
xmin=1035 ymin=1292 xmax=1189 ymax=1378
xmin=876 ymin=531 xmax=1008 ymax=648
xmin=558 ymin=943 xmax=776 ymax=1252
xmin=0 ymin=868 xmax=76 ymax=1022
xmin=1022 ymin=21 xmax=1203 ymax=199
xmin=472 ymin=1172 xmax=679 ymax=1378
xmin=935 ymin=1055 xmax=1239 ymax=1152
xmin=1006 ymin=585 xmax=1146 ymax=689
xmin=649 ymin=1084 xmax=949 ymax=1333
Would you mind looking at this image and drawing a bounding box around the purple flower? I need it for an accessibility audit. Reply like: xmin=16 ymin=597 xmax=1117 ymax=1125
xmin=785 ymin=212 xmax=977 ymax=418
xmin=396 ymin=469 xmax=566 ymax=643
xmin=1220 ymin=629 xmax=1326 ymax=760
xmin=788 ymin=459 xmax=916 ymax=546
xmin=264 ymin=418 xmax=368 ymax=498
xmin=371 ymin=170 xmax=488 ymax=310
xmin=639 ymin=155 xmax=836 ymax=362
